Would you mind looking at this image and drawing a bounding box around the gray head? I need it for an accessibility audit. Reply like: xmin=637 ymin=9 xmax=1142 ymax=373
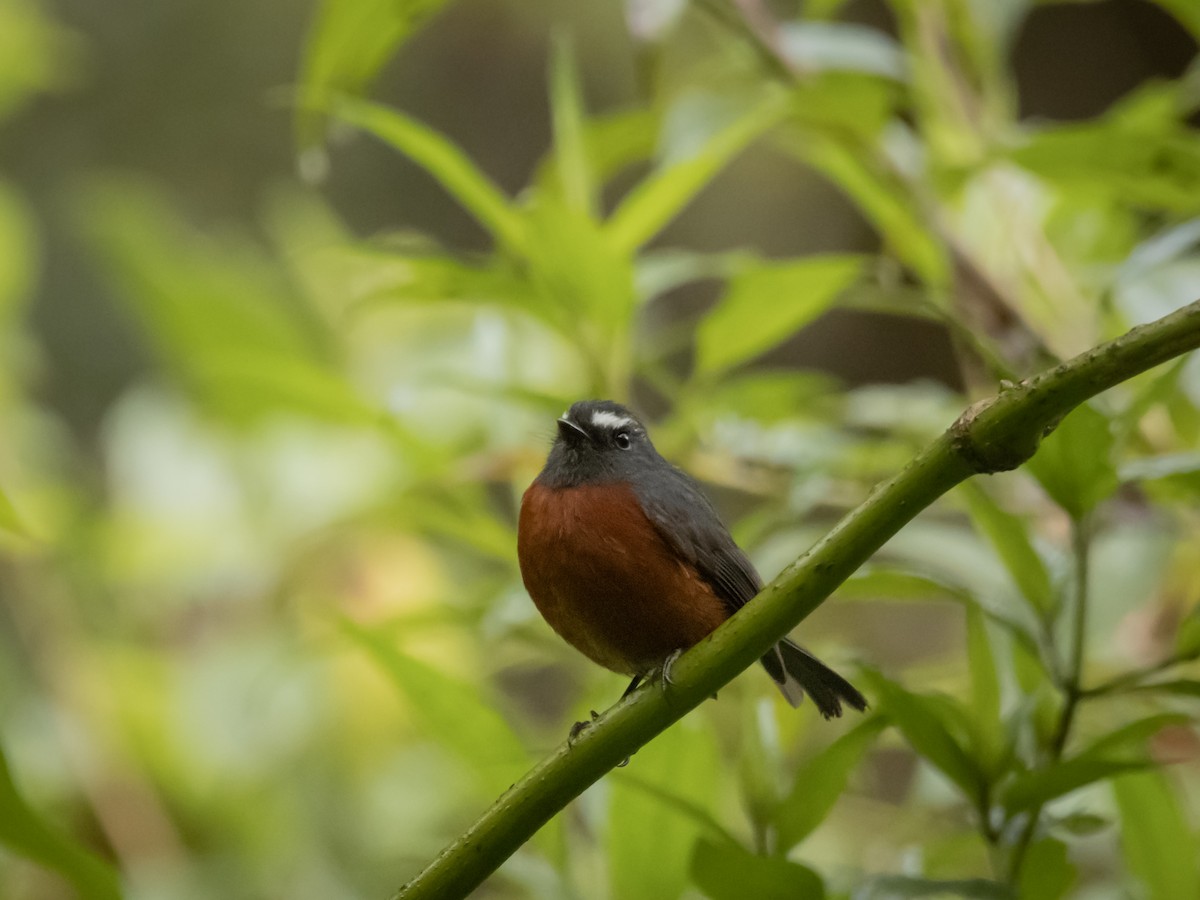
xmin=536 ymin=400 xmax=664 ymax=488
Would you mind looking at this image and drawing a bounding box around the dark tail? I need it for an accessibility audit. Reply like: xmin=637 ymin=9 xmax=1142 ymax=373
xmin=760 ymin=639 xmax=867 ymax=719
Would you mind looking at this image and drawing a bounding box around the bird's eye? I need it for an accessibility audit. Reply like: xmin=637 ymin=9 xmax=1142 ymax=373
xmin=614 ymin=432 xmax=632 ymax=450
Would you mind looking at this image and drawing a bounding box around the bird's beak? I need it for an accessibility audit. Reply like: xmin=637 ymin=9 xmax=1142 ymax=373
xmin=556 ymin=416 xmax=588 ymax=442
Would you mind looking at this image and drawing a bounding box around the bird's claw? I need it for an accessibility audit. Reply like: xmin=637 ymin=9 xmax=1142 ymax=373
xmin=568 ymin=709 xmax=600 ymax=745
xmin=659 ymin=649 xmax=683 ymax=692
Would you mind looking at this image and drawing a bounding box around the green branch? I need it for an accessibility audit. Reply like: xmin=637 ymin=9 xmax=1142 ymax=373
xmin=394 ymin=300 xmax=1200 ymax=900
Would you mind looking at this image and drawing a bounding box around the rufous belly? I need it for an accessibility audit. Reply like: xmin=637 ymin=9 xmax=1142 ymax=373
xmin=518 ymin=480 xmax=729 ymax=675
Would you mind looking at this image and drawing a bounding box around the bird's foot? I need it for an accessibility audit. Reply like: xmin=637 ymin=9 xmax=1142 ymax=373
xmin=659 ymin=648 xmax=683 ymax=692
xmin=568 ymin=709 xmax=600 ymax=746
xmin=569 ymin=709 xmax=631 ymax=765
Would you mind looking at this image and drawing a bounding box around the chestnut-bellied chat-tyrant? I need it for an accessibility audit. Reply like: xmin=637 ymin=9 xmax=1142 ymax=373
xmin=518 ymin=399 xmax=866 ymax=718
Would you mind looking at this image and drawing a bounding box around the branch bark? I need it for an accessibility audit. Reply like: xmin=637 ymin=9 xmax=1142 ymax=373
xmin=394 ymin=300 xmax=1200 ymax=900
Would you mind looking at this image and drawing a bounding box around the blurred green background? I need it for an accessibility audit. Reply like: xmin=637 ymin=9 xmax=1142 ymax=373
xmin=3 ymin=0 xmax=1200 ymax=898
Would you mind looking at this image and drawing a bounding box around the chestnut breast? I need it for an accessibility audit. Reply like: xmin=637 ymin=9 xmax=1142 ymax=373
xmin=518 ymin=480 xmax=730 ymax=675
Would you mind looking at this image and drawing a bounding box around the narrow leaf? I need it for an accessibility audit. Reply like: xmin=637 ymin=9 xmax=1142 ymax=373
xmin=960 ymin=482 xmax=1056 ymax=618
xmin=1114 ymin=771 xmax=1200 ymax=899
xmin=1002 ymin=758 xmax=1151 ymax=813
xmin=966 ymin=606 xmax=1005 ymax=775
xmin=523 ymin=194 xmax=637 ymax=335
xmin=1129 ymin=679 xmax=1200 ymax=697
xmin=866 ymin=673 xmax=985 ymax=804
xmin=610 ymin=772 xmax=741 ymax=848
xmin=689 ymin=837 xmax=825 ymax=900
xmin=803 ymin=137 xmax=947 ymax=286
xmin=606 ymin=91 xmax=789 ymax=253
xmin=82 ymin=181 xmax=382 ymax=430
xmin=548 ymin=34 xmax=594 ymax=215
xmin=533 ymin=108 xmax=660 ymax=199
xmin=339 ymin=618 xmax=528 ymax=795
xmin=1002 ymin=714 xmax=1186 ymax=812
xmin=327 ymin=96 xmax=528 ymax=255
xmin=696 ymin=255 xmax=865 ymax=373
xmin=609 ymin=716 xmax=720 ymax=900
xmin=0 ymin=744 xmax=122 ymax=900
xmin=840 ymin=568 xmax=972 ymax=602
xmin=1028 ymin=403 xmax=1119 ymax=518
xmin=1017 ymin=838 xmax=1076 ymax=900
xmin=296 ymin=0 xmax=449 ymax=155
xmin=1082 ymin=713 xmax=1189 ymax=757
xmin=967 ymin=606 xmax=1000 ymax=726
xmin=774 ymin=716 xmax=887 ymax=851
xmin=738 ymin=698 xmax=785 ymax=838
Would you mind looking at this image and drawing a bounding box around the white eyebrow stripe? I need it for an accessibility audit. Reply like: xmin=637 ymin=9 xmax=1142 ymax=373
xmin=590 ymin=410 xmax=634 ymax=431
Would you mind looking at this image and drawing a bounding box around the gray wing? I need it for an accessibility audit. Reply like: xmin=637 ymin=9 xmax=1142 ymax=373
xmin=633 ymin=465 xmax=762 ymax=614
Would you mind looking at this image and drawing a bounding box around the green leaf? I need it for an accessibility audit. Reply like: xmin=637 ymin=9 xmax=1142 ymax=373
xmin=634 ymin=248 xmax=747 ymax=303
xmin=966 ymin=606 xmax=1000 ymax=723
xmin=548 ymin=34 xmax=594 ymax=216
xmin=774 ymin=715 xmax=887 ymax=852
xmin=695 ymin=255 xmax=865 ymax=373
xmin=959 ymin=482 xmax=1056 ymax=618
xmin=1082 ymin=713 xmax=1189 ymax=757
xmin=326 ymin=96 xmax=528 ymax=255
xmin=965 ymin=606 xmax=1005 ymax=775
xmin=335 ymin=246 xmax=529 ymax=313
xmin=1027 ymin=403 xmax=1119 ymax=518
xmin=339 ymin=618 xmax=528 ymax=795
xmin=0 ymin=743 xmax=122 ymax=900
xmin=524 ymin=194 xmax=638 ymax=337
xmin=82 ymin=180 xmax=382 ymax=429
xmin=1001 ymin=714 xmax=1185 ymax=812
xmin=737 ymin=698 xmax=784 ymax=838
xmin=689 ymin=837 xmax=825 ymax=900
xmin=295 ymin=0 xmax=449 ymax=156
xmin=840 ymin=562 xmax=1045 ymax=669
xmin=534 ymin=108 xmax=660 ymax=200
xmin=866 ymin=672 xmax=985 ymax=804
xmin=1002 ymin=757 xmax=1151 ymax=813
xmin=605 ymin=91 xmax=790 ymax=253
xmin=802 ymin=137 xmax=947 ymax=286
xmin=840 ymin=567 xmax=971 ymax=602
xmin=1016 ymin=838 xmax=1075 ymax=900
xmin=1114 ymin=771 xmax=1200 ymax=900
xmin=1007 ymin=83 xmax=1200 ymax=214
xmin=1131 ymin=678 xmax=1200 ymax=697
xmin=610 ymin=772 xmax=741 ymax=848
xmin=789 ymin=72 xmax=901 ymax=138
xmin=609 ymin=715 xmax=721 ymax=900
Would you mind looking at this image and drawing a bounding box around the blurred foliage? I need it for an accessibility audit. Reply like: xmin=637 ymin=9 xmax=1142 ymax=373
xmin=3 ymin=0 xmax=1200 ymax=898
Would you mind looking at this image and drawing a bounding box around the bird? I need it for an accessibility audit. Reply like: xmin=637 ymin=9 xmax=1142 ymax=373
xmin=517 ymin=399 xmax=867 ymax=719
